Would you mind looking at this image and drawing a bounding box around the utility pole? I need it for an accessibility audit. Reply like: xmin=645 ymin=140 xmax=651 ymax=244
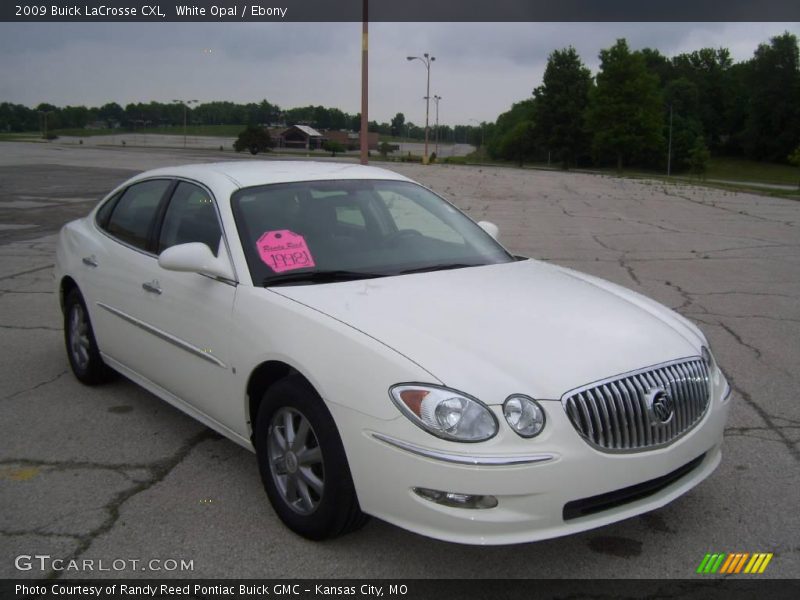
xmin=407 ymin=53 xmax=435 ymax=164
xmin=38 ymin=110 xmax=53 ymax=140
xmin=360 ymin=0 xmax=369 ymax=165
xmin=173 ymin=99 xmax=198 ymax=149
xmin=667 ymin=103 xmax=673 ymax=177
xmin=433 ymin=95 xmax=441 ymax=156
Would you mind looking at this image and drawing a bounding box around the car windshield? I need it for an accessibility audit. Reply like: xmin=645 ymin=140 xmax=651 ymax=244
xmin=231 ymin=179 xmax=513 ymax=285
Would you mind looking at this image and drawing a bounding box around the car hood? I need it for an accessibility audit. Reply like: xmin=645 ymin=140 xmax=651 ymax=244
xmin=271 ymin=260 xmax=704 ymax=403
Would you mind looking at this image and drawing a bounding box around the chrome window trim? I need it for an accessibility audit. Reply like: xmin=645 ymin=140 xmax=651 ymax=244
xmin=371 ymin=432 xmax=555 ymax=466
xmin=96 ymin=302 xmax=227 ymax=368
xmin=92 ymin=175 xmax=239 ymax=285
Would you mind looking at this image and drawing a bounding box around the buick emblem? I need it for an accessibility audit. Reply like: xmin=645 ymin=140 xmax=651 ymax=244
xmin=645 ymin=386 xmax=674 ymax=425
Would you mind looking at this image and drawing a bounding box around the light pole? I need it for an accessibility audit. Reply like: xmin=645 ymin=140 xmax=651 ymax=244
xmin=433 ymin=95 xmax=442 ymax=157
xmin=360 ymin=0 xmax=369 ymax=165
xmin=37 ymin=110 xmax=53 ymax=140
xmin=407 ymin=53 xmax=435 ymax=164
xmin=666 ymin=103 xmax=673 ymax=177
xmin=173 ymin=99 xmax=198 ymax=149
xmin=469 ymin=118 xmax=484 ymax=162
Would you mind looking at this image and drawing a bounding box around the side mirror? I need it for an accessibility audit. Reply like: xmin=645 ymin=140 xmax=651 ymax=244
xmin=477 ymin=220 xmax=500 ymax=240
xmin=158 ymin=242 xmax=234 ymax=281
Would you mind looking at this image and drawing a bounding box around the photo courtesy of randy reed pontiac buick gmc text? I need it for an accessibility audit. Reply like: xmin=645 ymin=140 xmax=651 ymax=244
xmin=55 ymin=160 xmax=731 ymax=544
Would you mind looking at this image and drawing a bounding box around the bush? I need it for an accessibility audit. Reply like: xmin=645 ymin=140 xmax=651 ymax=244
xmin=688 ymin=136 xmax=710 ymax=178
xmin=442 ymin=156 xmax=468 ymax=165
xmin=322 ymin=140 xmax=345 ymax=156
xmin=379 ymin=141 xmax=397 ymax=158
xmin=234 ymin=125 xmax=272 ymax=155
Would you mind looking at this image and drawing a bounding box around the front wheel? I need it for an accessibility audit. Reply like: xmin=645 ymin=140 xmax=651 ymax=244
xmin=254 ymin=376 xmax=368 ymax=540
xmin=64 ymin=288 xmax=114 ymax=385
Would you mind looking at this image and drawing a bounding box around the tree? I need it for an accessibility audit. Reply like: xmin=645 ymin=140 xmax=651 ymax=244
xmin=497 ymin=120 xmax=535 ymax=166
xmin=663 ymin=78 xmax=705 ymax=171
xmin=688 ymin=136 xmax=710 ymax=178
xmin=390 ymin=113 xmax=405 ymax=138
xmin=486 ymin=99 xmax=535 ymax=158
xmin=742 ymin=32 xmax=800 ymax=162
xmin=322 ymin=140 xmax=345 ymax=156
xmin=672 ymin=48 xmax=734 ymax=152
xmin=788 ymin=146 xmax=800 ymax=189
xmin=233 ymin=125 xmax=272 ymax=155
xmin=533 ymin=46 xmax=592 ymax=168
xmin=379 ymin=141 xmax=395 ymax=158
xmin=587 ymin=39 xmax=665 ymax=170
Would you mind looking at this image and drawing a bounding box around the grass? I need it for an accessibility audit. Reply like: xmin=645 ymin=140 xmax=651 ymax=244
xmin=5 ymin=124 xmax=248 ymax=139
xmin=704 ymin=157 xmax=800 ymax=187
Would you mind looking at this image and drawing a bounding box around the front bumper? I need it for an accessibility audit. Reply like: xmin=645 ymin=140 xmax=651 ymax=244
xmin=331 ymin=371 xmax=730 ymax=545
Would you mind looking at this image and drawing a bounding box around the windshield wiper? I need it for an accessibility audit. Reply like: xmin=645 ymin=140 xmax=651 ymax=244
xmin=263 ymin=270 xmax=387 ymax=287
xmin=398 ymin=263 xmax=481 ymax=275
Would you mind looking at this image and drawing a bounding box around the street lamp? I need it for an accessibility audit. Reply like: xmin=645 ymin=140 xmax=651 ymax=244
xmin=468 ymin=118 xmax=485 ymax=162
xmin=666 ymin=103 xmax=673 ymax=177
xmin=173 ymin=99 xmax=198 ymax=149
xmin=406 ymin=53 xmax=435 ymax=163
xmin=37 ymin=110 xmax=53 ymax=140
xmin=432 ymin=95 xmax=442 ymax=156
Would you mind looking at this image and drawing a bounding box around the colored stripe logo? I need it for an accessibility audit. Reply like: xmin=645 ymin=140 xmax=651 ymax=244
xmin=696 ymin=552 xmax=773 ymax=574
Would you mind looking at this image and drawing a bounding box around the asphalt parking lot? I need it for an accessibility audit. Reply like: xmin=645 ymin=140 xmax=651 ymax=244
xmin=1 ymin=142 xmax=798 ymax=579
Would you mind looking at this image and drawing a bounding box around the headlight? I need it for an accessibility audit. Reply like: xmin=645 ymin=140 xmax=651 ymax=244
xmin=701 ymin=345 xmax=716 ymax=371
xmin=503 ymin=395 xmax=546 ymax=438
xmin=389 ymin=384 xmax=498 ymax=442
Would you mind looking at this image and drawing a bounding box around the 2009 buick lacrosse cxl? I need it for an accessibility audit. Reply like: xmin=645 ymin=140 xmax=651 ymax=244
xmin=55 ymin=161 xmax=731 ymax=543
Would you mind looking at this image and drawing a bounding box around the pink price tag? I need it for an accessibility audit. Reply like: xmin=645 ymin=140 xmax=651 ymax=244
xmin=256 ymin=230 xmax=316 ymax=273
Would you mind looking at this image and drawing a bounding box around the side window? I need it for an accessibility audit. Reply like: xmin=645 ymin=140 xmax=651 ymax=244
xmin=105 ymin=180 xmax=171 ymax=250
xmin=158 ymin=182 xmax=222 ymax=256
xmin=95 ymin=191 xmax=121 ymax=228
xmin=378 ymin=191 xmax=464 ymax=244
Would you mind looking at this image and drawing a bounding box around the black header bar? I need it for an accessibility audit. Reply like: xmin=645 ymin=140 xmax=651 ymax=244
xmin=3 ymin=0 xmax=800 ymax=23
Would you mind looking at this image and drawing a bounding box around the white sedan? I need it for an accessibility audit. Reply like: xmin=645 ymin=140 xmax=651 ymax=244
xmin=55 ymin=161 xmax=731 ymax=544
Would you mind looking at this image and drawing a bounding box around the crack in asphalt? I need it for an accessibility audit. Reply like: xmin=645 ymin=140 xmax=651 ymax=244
xmin=725 ymin=375 xmax=800 ymax=462
xmin=0 ymin=429 xmax=217 ymax=580
xmin=0 ymin=264 xmax=54 ymax=281
xmin=0 ymin=324 xmax=61 ymax=331
xmin=718 ymin=323 xmax=763 ymax=360
xmin=2 ymin=370 xmax=69 ymax=402
xmin=662 ymin=188 xmax=797 ymax=228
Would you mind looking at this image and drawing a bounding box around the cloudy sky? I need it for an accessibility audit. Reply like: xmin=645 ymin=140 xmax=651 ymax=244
xmin=1 ymin=22 xmax=798 ymax=126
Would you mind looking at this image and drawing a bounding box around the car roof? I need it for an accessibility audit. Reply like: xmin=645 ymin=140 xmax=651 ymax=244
xmin=138 ymin=160 xmax=412 ymax=189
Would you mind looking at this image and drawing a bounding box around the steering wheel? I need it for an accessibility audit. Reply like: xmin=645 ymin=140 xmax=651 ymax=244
xmin=382 ymin=229 xmax=424 ymax=246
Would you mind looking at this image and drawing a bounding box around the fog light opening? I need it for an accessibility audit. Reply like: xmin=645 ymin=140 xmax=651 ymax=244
xmin=412 ymin=487 xmax=498 ymax=509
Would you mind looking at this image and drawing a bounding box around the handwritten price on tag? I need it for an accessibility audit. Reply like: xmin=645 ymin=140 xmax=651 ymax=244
xmin=256 ymin=230 xmax=316 ymax=273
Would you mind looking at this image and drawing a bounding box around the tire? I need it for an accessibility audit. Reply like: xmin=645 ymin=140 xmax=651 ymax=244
xmin=64 ymin=288 xmax=114 ymax=385
xmin=254 ymin=376 xmax=369 ymax=540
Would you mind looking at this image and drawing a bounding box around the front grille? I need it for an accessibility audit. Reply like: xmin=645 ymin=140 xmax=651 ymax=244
xmin=563 ymin=453 xmax=706 ymax=520
xmin=562 ymin=357 xmax=710 ymax=452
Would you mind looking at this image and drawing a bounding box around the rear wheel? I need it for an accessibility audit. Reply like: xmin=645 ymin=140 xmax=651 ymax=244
xmin=254 ymin=376 xmax=368 ymax=540
xmin=64 ymin=288 xmax=114 ymax=385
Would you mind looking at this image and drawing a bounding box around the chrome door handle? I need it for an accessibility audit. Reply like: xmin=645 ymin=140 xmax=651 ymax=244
xmin=142 ymin=281 xmax=162 ymax=295
xmin=82 ymin=256 xmax=98 ymax=267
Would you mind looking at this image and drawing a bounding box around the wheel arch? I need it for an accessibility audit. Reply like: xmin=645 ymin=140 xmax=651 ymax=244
xmin=247 ymin=360 xmax=322 ymax=440
xmin=59 ymin=276 xmax=79 ymax=312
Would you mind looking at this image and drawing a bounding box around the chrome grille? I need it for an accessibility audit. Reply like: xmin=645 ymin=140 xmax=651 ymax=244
xmin=562 ymin=358 xmax=710 ymax=452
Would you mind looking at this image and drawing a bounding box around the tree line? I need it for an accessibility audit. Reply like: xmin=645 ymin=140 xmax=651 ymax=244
xmin=486 ymin=32 xmax=800 ymax=171
xmin=0 ymin=97 xmax=481 ymax=145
